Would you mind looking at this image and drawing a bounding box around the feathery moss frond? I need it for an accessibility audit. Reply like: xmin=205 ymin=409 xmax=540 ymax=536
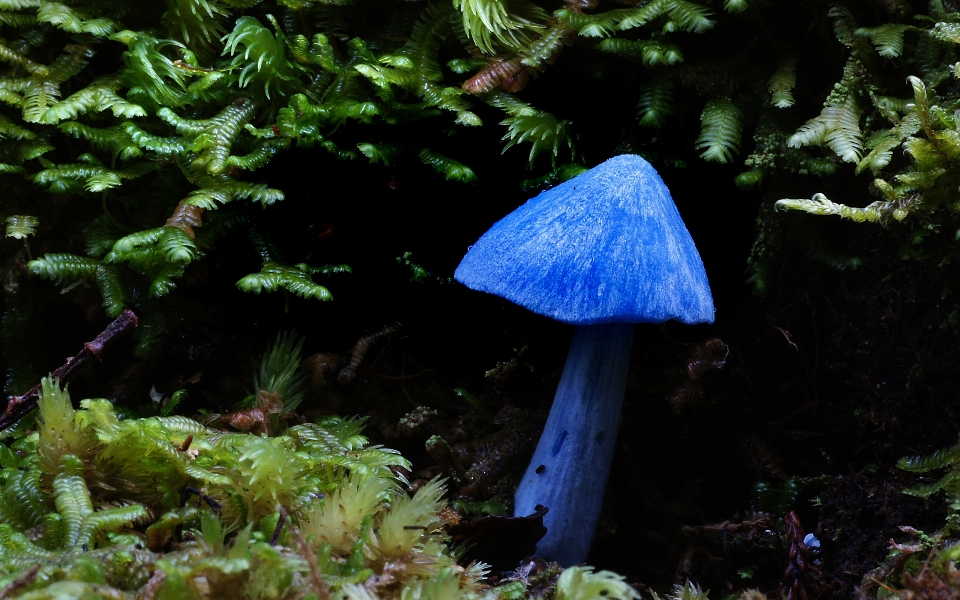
xmin=932 ymin=21 xmax=960 ymax=44
xmin=453 ymin=0 xmax=547 ymax=53
xmin=599 ymin=38 xmax=683 ymax=65
xmin=163 ymin=0 xmax=228 ymax=50
xmin=724 ymin=0 xmax=748 ymax=13
xmin=33 ymin=157 xmax=160 ymax=193
xmin=820 ymin=103 xmax=863 ymax=162
xmin=696 ymin=96 xmax=742 ymax=163
xmin=0 ymin=113 xmax=34 ymax=140
xmin=0 ymin=41 xmax=46 ymax=74
xmin=96 ymin=265 xmax=129 ymax=316
xmin=358 ymin=142 xmax=401 ymax=165
xmin=500 ymin=108 xmax=573 ymax=167
xmin=53 ymin=454 xmax=148 ymax=549
xmin=36 ymin=2 xmax=117 ymax=37
xmin=0 ymin=469 xmax=47 ymax=530
xmin=637 ymin=76 xmax=674 ymax=127
xmin=59 ymin=122 xmax=142 ymax=161
xmin=223 ymin=16 xmax=306 ymax=99
xmin=301 ymin=474 xmax=395 ymax=554
xmin=225 ymin=137 xmax=289 ymax=170
xmin=111 ymin=31 xmax=192 ymax=108
xmin=161 ymin=98 xmax=258 ymax=175
xmin=856 ymin=116 xmax=920 ymax=174
xmin=663 ymin=0 xmax=714 ymax=33
xmin=788 ymin=59 xmax=864 ymax=162
xmin=520 ymin=20 xmax=571 ymax=69
xmin=121 ymin=122 xmax=188 ymax=155
xmin=418 ymin=149 xmax=477 ymax=182
xmin=25 ymin=254 xmax=127 ymax=314
xmin=5 ymin=214 xmax=37 ymax=239
xmin=615 ymin=3 xmax=666 ymax=32
xmin=253 ymin=331 xmax=306 ymax=412
xmin=898 ymin=437 xmax=960 ymax=510
xmin=0 ymin=11 xmax=34 ymax=27
xmin=855 ymin=23 xmax=917 ymax=57
xmin=767 ymin=52 xmax=798 ymax=108
xmin=377 ymin=477 xmax=447 ymax=559
xmin=555 ymin=8 xmax=625 ymax=37
xmin=36 ymin=378 xmax=98 ymax=477
xmin=187 ymin=174 xmax=285 ymax=208
xmin=237 ymin=262 xmax=335 ymax=301
xmin=28 ymin=253 xmax=99 ymax=282
xmin=21 ymin=79 xmax=61 ymax=123
xmin=39 ymin=78 xmax=145 ymax=124
xmin=0 ymin=0 xmax=40 ymax=7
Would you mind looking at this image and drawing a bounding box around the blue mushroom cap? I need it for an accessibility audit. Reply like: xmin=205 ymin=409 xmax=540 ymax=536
xmin=455 ymin=154 xmax=714 ymax=325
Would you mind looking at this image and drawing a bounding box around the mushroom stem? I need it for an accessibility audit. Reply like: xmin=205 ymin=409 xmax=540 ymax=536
xmin=514 ymin=322 xmax=635 ymax=566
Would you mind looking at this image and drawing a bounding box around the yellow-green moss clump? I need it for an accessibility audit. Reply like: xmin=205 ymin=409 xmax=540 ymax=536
xmin=0 ymin=377 xmax=641 ymax=600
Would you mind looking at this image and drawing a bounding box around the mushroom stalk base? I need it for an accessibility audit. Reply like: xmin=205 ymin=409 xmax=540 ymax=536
xmin=514 ymin=322 xmax=634 ymax=566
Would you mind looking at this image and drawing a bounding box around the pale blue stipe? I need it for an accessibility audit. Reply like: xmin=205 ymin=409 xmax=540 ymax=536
xmin=513 ymin=323 xmax=634 ymax=566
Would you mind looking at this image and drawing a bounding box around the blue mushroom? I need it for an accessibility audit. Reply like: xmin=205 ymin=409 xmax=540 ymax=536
xmin=455 ymin=154 xmax=714 ymax=566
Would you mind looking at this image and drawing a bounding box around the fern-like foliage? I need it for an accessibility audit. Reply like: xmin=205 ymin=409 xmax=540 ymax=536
xmin=493 ymin=93 xmax=574 ymax=167
xmin=0 ymin=0 xmax=532 ymax=332
xmin=163 ymin=0 xmax=228 ymax=52
xmin=36 ymin=2 xmax=118 ymax=37
xmin=787 ymin=58 xmax=864 ymax=163
xmin=419 ymin=148 xmax=478 ymax=182
xmin=237 ymin=262 xmax=348 ymax=301
xmin=5 ymin=0 xmax=694 ymax=342
xmin=28 ymin=254 xmax=128 ymax=316
xmin=251 ymin=331 xmax=306 ymax=414
xmin=775 ymin=6 xmax=960 ymax=226
xmin=558 ymin=0 xmax=713 ymax=35
xmin=60 ymin=122 xmax=142 ymax=161
xmin=453 ymin=0 xmax=547 ymax=54
xmin=696 ymin=97 xmax=742 ymax=163
xmin=898 ymin=437 xmax=960 ymax=510
xmin=599 ymin=38 xmax=683 ymax=66
xmin=0 ymin=375 xmax=570 ymax=598
xmin=4 ymin=214 xmax=37 ymax=239
xmin=767 ymin=53 xmax=798 ymax=108
xmin=53 ymin=454 xmax=148 ymax=549
xmin=36 ymin=378 xmax=99 ymax=478
xmin=854 ymin=23 xmax=917 ymax=58
xmin=724 ymin=0 xmax=748 ymax=13
xmin=223 ymin=16 xmax=306 ymax=100
xmin=111 ymin=31 xmax=194 ymax=108
xmin=637 ymin=76 xmax=674 ymax=128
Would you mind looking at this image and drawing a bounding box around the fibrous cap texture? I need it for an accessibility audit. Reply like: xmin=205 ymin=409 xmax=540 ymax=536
xmin=455 ymin=154 xmax=714 ymax=325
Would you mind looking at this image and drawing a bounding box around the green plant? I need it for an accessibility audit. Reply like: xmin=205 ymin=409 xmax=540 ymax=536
xmin=0 ymin=376 xmax=484 ymax=597
xmin=898 ymin=436 xmax=960 ymax=511
xmin=773 ymin=3 xmax=960 ymax=227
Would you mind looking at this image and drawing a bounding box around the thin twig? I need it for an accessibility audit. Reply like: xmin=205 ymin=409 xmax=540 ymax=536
xmin=0 ymin=309 xmax=139 ymax=431
xmin=0 ymin=564 xmax=39 ymax=599
xmin=270 ymin=511 xmax=286 ymax=546
xmin=278 ymin=505 xmax=329 ymax=600
xmin=133 ymin=569 xmax=166 ymax=600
